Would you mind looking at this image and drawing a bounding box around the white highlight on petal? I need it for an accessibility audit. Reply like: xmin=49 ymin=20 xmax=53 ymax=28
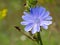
xmin=21 ymin=21 xmax=32 ymax=25
xmin=37 ymin=24 xmax=40 ymax=32
xmin=22 ymin=15 xmax=33 ymax=21
xmin=42 ymin=25 xmax=48 ymax=29
xmin=24 ymin=23 xmax=33 ymax=32
xmin=43 ymin=11 xmax=50 ymax=18
xmin=23 ymin=12 xmax=29 ymax=15
xmin=42 ymin=21 xmax=52 ymax=25
xmin=45 ymin=16 xmax=52 ymax=20
xmin=32 ymin=24 xmax=40 ymax=34
xmin=40 ymin=7 xmax=46 ymax=16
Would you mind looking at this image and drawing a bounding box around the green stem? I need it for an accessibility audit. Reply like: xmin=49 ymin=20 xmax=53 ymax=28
xmin=37 ymin=32 xmax=43 ymax=45
xmin=14 ymin=26 xmax=35 ymax=41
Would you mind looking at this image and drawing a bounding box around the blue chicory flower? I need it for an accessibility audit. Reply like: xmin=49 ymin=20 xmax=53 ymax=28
xmin=21 ymin=6 xmax=52 ymax=34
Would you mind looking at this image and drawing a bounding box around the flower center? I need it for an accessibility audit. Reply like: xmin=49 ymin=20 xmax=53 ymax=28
xmin=35 ymin=18 xmax=40 ymax=23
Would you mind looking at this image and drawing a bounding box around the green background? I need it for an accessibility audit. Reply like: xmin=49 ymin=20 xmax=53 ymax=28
xmin=0 ymin=0 xmax=60 ymax=45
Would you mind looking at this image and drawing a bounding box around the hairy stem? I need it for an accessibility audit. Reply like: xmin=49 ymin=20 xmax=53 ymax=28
xmin=37 ymin=32 xmax=43 ymax=45
xmin=14 ymin=26 xmax=35 ymax=41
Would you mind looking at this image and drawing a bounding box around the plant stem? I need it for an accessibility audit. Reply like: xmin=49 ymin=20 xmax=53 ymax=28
xmin=37 ymin=32 xmax=43 ymax=45
xmin=14 ymin=26 xmax=35 ymax=41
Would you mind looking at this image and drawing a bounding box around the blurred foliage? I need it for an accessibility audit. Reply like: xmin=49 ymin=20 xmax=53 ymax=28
xmin=25 ymin=0 xmax=37 ymax=12
xmin=0 ymin=0 xmax=60 ymax=45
